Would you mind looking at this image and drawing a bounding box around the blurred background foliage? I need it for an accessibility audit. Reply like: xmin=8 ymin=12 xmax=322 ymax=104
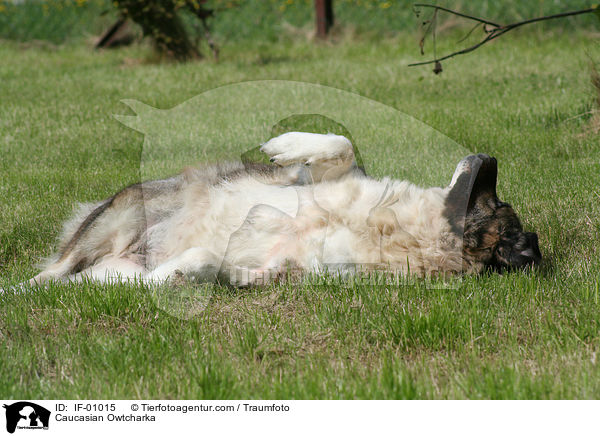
xmin=0 ymin=0 xmax=597 ymax=45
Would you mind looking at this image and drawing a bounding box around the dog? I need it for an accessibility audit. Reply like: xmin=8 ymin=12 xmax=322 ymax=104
xmin=21 ymin=132 xmax=541 ymax=289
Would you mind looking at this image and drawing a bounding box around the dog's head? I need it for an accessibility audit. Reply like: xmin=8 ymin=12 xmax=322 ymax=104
xmin=444 ymin=154 xmax=542 ymax=273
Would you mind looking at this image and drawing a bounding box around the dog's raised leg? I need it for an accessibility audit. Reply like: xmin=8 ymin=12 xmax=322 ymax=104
xmin=260 ymin=132 xmax=360 ymax=182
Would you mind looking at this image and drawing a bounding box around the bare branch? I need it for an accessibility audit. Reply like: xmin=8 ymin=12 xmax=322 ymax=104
xmin=409 ymin=4 xmax=598 ymax=68
xmin=457 ymin=22 xmax=483 ymax=44
xmin=413 ymin=3 xmax=501 ymax=27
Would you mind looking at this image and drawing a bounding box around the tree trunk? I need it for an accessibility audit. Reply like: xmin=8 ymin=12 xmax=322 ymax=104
xmin=315 ymin=0 xmax=334 ymax=39
xmin=118 ymin=0 xmax=201 ymax=61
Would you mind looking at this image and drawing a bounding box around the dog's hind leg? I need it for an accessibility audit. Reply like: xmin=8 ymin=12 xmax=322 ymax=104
xmin=66 ymin=256 xmax=148 ymax=284
xmin=28 ymin=252 xmax=85 ymax=286
xmin=145 ymin=247 xmax=222 ymax=285
xmin=144 ymin=248 xmax=276 ymax=287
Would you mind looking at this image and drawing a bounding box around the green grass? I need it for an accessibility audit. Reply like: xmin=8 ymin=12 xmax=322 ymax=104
xmin=0 ymin=30 xmax=599 ymax=399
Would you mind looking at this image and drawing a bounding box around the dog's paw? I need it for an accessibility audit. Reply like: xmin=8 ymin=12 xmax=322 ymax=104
xmin=260 ymin=132 xmax=353 ymax=167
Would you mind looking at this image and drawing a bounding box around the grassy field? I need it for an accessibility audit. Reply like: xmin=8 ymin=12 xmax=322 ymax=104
xmin=1 ymin=28 xmax=600 ymax=399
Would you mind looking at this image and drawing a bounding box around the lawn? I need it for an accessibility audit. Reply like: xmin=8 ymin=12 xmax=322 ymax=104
xmin=0 ymin=28 xmax=599 ymax=398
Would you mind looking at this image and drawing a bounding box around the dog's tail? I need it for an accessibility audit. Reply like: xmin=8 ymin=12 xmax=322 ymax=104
xmin=29 ymin=183 xmax=148 ymax=286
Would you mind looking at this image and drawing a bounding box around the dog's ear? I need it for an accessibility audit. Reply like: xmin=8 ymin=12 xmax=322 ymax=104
xmin=449 ymin=154 xmax=498 ymax=210
xmin=444 ymin=154 xmax=498 ymax=233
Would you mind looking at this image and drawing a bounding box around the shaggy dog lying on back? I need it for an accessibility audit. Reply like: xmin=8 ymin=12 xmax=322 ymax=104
xmin=23 ymin=132 xmax=541 ymax=288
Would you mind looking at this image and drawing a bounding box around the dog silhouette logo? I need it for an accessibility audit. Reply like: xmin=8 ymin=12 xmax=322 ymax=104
xmin=3 ymin=402 xmax=50 ymax=433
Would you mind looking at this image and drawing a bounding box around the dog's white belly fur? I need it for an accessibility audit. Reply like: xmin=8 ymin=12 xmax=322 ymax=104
xmin=144 ymin=172 xmax=456 ymax=285
xmin=147 ymin=180 xmax=300 ymax=267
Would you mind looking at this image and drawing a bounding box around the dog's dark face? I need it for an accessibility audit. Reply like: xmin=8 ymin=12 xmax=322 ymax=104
xmin=444 ymin=154 xmax=542 ymax=273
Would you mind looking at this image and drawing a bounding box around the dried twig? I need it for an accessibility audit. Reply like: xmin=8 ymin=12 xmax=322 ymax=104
xmin=410 ymin=4 xmax=598 ymax=69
